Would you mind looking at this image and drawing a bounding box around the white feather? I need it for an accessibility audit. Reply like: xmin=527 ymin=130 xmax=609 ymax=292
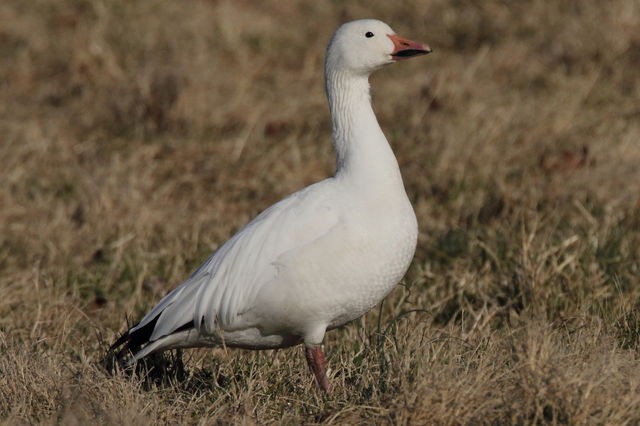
xmin=131 ymin=181 xmax=339 ymax=342
xmin=126 ymin=19 xmax=424 ymax=357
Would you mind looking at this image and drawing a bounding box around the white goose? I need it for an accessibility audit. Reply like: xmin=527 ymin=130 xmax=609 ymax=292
xmin=109 ymin=19 xmax=431 ymax=393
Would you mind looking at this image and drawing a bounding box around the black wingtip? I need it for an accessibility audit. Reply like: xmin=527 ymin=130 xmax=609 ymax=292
xmin=103 ymin=330 xmax=133 ymax=374
xmin=103 ymin=317 xmax=149 ymax=374
xmin=108 ymin=330 xmax=131 ymax=354
xmin=103 ymin=315 xmax=196 ymax=376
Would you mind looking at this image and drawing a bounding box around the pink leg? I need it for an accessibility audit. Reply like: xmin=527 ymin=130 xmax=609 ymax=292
xmin=305 ymin=346 xmax=332 ymax=394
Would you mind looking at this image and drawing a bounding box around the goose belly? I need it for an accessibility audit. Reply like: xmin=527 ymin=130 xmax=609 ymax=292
xmin=250 ymin=204 xmax=418 ymax=338
xmin=324 ymin=213 xmax=418 ymax=328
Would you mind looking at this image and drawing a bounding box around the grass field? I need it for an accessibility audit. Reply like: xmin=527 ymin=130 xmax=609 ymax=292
xmin=1 ymin=0 xmax=640 ymax=424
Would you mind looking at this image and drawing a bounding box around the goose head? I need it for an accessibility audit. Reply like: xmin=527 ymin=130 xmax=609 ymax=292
xmin=326 ymin=19 xmax=432 ymax=76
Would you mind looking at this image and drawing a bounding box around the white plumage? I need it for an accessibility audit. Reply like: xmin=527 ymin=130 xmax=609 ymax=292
xmin=110 ymin=19 xmax=432 ymax=393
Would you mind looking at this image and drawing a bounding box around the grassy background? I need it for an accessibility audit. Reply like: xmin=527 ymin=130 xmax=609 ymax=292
xmin=1 ymin=0 xmax=640 ymax=424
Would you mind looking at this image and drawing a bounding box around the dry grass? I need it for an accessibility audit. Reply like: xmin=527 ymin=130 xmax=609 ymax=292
xmin=1 ymin=0 xmax=640 ymax=424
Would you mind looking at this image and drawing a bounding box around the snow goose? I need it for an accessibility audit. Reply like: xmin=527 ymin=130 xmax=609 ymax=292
xmin=109 ymin=19 xmax=431 ymax=394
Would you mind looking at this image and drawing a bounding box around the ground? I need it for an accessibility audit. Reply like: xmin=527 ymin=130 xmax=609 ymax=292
xmin=1 ymin=0 xmax=640 ymax=424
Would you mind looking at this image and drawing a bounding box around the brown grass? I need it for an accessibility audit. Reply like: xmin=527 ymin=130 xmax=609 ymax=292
xmin=1 ymin=0 xmax=640 ymax=424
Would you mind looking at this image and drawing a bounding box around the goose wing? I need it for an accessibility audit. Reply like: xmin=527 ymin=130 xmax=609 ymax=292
xmin=130 ymin=181 xmax=339 ymax=342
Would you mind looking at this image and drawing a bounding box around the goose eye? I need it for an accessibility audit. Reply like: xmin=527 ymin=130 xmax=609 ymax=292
xmin=365 ymin=32 xmax=374 ymax=38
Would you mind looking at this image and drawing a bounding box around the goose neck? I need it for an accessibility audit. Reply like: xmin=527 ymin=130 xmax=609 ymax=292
xmin=325 ymin=70 xmax=402 ymax=187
